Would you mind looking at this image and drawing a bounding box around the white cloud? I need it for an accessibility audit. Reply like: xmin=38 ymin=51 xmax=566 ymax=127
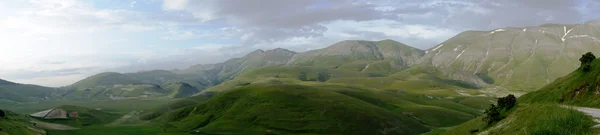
xmin=163 ymin=0 xmax=189 ymax=10
xmin=130 ymin=1 xmax=137 ymax=8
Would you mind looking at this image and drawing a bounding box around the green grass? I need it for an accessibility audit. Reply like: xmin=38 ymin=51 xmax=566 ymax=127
xmin=0 ymin=110 xmax=43 ymax=135
xmin=519 ymin=59 xmax=600 ymax=107
xmin=458 ymin=97 xmax=496 ymax=110
xmin=157 ymin=84 xmax=431 ymax=135
xmin=443 ymin=104 xmax=597 ymax=135
xmin=46 ymin=125 xmax=183 ymax=135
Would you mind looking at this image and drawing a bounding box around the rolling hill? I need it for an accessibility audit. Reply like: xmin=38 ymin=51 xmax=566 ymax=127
xmin=0 ymin=79 xmax=58 ymax=102
xmin=153 ymin=84 xmax=434 ymax=135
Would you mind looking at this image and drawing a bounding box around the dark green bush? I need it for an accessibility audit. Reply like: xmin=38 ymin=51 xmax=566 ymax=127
xmin=579 ymin=52 xmax=596 ymax=72
xmin=483 ymin=104 xmax=501 ymax=125
xmin=498 ymin=94 xmax=517 ymax=110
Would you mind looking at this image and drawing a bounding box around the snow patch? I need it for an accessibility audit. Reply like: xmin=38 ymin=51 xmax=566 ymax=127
xmin=561 ymin=26 xmax=574 ymax=42
xmin=434 ymin=50 xmax=442 ymax=56
xmin=523 ymin=28 xmax=526 ymax=32
xmin=431 ymin=44 xmax=444 ymax=51
xmin=490 ymin=29 xmax=506 ymax=34
xmin=569 ymin=35 xmax=600 ymax=42
xmin=455 ymin=49 xmax=466 ymax=59
xmin=425 ymin=51 xmax=429 ymax=54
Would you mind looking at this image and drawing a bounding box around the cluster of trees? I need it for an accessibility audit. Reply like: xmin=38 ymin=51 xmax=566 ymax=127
xmin=579 ymin=52 xmax=596 ymax=72
xmin=483 ymin=94 xmax=517 ymax=125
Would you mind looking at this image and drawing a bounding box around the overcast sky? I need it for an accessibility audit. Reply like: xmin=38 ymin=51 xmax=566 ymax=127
xmin=1 ymin=0 xmax=599 ymax=87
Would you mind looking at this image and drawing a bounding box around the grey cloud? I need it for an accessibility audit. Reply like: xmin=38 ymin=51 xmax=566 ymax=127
xmin=3 ymin=67 xmax=99 ymax=80
xmin=172 ymin=0 xmax=598 ymax=51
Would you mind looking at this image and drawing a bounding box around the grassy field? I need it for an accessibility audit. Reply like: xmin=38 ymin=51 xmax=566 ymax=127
xmin=46 ymin=125 xmax=183 ymax=135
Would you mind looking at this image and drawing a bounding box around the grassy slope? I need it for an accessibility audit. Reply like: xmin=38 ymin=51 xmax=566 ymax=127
xmin=165 ymin=82 xmax=199 ymax=98
xmin=519 ymin=58 xmax=600 ymax=107
xmin=443 ymin=104 xmax=596 ymax=135
xmin=156 ymin=84 xmax=431 ymax=135
xmin=0 ymin=110 xmax=44 ymax=135
xmin=445 ymin=59 xmax=600 ymax=135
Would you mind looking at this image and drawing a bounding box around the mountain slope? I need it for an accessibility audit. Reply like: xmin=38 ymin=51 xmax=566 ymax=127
xmin=175 ymin=48 xmax=297 ymax=84
xmin=69 ymin=72 xmax=143 ymax=89
xmin=62 ymin=72 xmax=168 ymax=100
xmin=0 ymin=79 xmax=57 ymax=102
xmin=519 ymin=57 xmax=600 ymax=107
xmin=164 ymin=82 xmax=199 ymax=98
xmin=287 ymin=40 xmax=424 ymax=75
xmin=421 ymin=20 xmax=600 ymax=91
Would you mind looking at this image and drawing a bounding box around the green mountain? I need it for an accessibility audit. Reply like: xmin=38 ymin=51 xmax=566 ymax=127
xmin=165 ymin=82 xmax=200 ymax=98
xmin=70 ymin=72 xmax=144 ymax=88
xmin=175 ymin=48 xmax=297 ymax=84
xmin=288 ymin=40 xmax=424 ymax=75
xmin=142 ymin=64 xmax=493 ymax=134
xmin=420 ymin=20 xmax=600 ymax=92
xmin=61 ymin=72 xmax=168 ymax=100
xmin=125 ymin=70 xmax=212 ymax=91
xmin=0 ymin=79 xmax=57 ymax=102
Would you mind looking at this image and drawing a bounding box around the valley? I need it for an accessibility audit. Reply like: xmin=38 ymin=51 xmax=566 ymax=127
xmin=2 ymin=21 xmax=600 ymax=135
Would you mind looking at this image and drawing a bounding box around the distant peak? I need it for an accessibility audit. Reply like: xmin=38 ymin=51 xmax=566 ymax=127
xmin=245 ymin=49 xmax=265 ymax=56
xmin=267 ymin=48 xmax=296 ymax=53
xmin=379 ymin=39 xmax=397 ymax=42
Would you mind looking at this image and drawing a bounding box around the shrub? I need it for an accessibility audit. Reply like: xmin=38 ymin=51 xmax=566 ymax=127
xmin=497 ymin=94 xmax=517 ymax=110
xmin=0 ymin=109 xmax=5 ymax=118
xmin=482 ymin=104 xmax=501 ymax=125
xmin=469 ymin=129 xmax=479 ymax=134
xmin=579 ymin=52 xmax=596 ymax=72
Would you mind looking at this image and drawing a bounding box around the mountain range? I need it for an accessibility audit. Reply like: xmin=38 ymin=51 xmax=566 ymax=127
xmin=2 ymin=21 xmax=600 ymax=134
xmin=2 ymin=21 xmax=600 ymax=101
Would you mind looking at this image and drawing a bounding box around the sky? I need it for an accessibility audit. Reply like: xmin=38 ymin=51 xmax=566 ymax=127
xmin=0 ymin=0 xmax=599 ymax=87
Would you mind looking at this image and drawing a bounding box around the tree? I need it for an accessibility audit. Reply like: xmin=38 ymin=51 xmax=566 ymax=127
xmin=0 ymin=109 xmax=4 ymax=119
xmin=317 ymin=72 xmax=328 ymax=82
xmin=497 ymin=94 xmax=517 ymax=110
xmin=482 ymin=104 xmax=501 ymax=125
xmin=579 ymin=52 xmax=596 ymax=72
xmin=297 ymin=72 xmax=307 ymax=81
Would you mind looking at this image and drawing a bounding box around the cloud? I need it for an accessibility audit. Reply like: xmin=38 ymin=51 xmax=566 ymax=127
xmin=1 ymin=0 xmax=599 ymax=87
xmin=163 ymin=0 xmax=189 ymax=10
